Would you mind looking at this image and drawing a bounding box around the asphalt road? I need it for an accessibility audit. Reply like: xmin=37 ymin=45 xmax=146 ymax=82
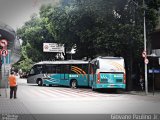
xmin=16 ymin=78 xmax=160 ymax=114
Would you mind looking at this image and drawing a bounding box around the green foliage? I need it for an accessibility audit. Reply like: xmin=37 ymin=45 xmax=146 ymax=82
xmin=18 ymin=57 xmax=33 ymax=72
xmin=13 ymin=43 xmax=33 ymax=72
xmin=16 ymin=0 xmax=160 ymax=71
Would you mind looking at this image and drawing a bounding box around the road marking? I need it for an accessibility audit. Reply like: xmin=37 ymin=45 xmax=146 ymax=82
xmin=18 ymin=82 xmax=122 ymax=99
xmin=27 ymin=87 xmax=118 ymax=98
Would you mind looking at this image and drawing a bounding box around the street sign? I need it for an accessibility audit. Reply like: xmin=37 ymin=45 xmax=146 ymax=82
xmin=43 ymin=43 xmax=64 ymax=53
xmin=1 ymin=50 xmax=11 ymax=64
xmin=149 ymin=69 xmax=160 ymax=73
xmin=0 ymin=39 xmax=8 ymax=47
xmin=142 ymin=51 xmax=146 ymax=58
xmin=144 ymin=58 xmax=149 ymax=64
xmin=0 ymin=49 xmax=8 ymax=57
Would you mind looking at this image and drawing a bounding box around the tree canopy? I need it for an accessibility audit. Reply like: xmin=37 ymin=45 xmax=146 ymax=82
xmin=16 ymin=0 xmax=160 ymax=72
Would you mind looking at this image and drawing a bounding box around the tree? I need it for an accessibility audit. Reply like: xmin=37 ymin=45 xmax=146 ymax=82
xmin=16 ymin=0 xmax=160 ymax=74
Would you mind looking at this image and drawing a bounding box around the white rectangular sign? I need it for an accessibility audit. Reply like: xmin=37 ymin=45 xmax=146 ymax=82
xmin=43 ymin=43 xmax=64 ymax=53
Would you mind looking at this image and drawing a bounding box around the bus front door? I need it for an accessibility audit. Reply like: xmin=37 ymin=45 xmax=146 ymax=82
xmin=60 ymin=73 xmax=69 ymax=86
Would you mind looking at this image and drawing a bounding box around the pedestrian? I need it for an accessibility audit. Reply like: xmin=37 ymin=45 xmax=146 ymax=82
xmin=8 ymin=71 xmax=17 ymax=99
xmin=139 ymin=75 xmax=144 ymax=90
xmin=18 ymin=69 xmax=22 ymax=77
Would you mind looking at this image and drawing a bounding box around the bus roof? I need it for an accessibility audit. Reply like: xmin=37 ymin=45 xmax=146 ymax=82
xmin=34 ymin=60 xmax=89 ymax=65
xmin=98 ymin=56 xmax=124 ymax=59
xmin=91 ymin=56 xmax=124 ymax=62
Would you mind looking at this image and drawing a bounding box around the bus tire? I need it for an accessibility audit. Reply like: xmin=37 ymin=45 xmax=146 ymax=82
xmin=37 ymin=79 xmax=43 ymax=86
xmin=92 ymin=86 xmax=96 ymax=91
xmin=70 ymin=80 xmax=77 ymax=89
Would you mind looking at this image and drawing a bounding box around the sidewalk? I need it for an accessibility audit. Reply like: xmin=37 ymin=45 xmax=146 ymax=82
xmin=0 ymin=88 xmax=35 ymax=120
xmin=126 ymin=90 xmax=160 ymax=98
xmin=0 ymin=88 xmax=30 ymax=114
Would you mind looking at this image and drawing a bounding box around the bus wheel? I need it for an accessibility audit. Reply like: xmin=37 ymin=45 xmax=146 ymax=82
xmin=92 ymin=86 xmax=96 ymax=91
xmin=37 ymin=79 xmax=43 ymax=86
xmin=71 ymin=80 xmax=77 ymax=89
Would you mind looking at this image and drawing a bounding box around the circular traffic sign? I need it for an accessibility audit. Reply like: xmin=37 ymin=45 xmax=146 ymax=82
xmin=0 ymin=49 xmax=8 ymax=56
xmin=144 ymin=58 xmax=149 ymax=64
xmin=0 ymin=39 xmax=8 ymax=47
xmin=142 ymin=51 xmax=146 ymax=58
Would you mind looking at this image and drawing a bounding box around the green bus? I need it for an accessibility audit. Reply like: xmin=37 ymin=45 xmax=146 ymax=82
xmin=27 ymin=57 xmax=126 ymax=90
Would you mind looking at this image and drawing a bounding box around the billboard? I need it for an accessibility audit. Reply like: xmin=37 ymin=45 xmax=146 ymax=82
xmin=43 ymin=43 xmax=64 ymax=53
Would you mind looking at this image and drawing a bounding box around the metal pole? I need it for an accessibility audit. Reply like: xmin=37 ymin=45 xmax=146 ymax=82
xmin=143 ymin=0 xmax=148 ymax=95
xmin=71 ymin=53 xmax=72 ymax=60
xmin=0 ymin=57 xmax=1 ymax=96
xmin=152 ymin=61 xmax=154 ymax=95
xmin=4 ymin=57 xmax=7 ymax=98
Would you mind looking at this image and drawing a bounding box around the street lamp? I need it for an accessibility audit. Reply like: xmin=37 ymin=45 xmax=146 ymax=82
xmin=125 ymin=0 xmax=148 ymax=95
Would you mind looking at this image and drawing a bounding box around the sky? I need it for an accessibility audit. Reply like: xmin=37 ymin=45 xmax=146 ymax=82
xmin=0 ymin=0 xmax=59 ymax=31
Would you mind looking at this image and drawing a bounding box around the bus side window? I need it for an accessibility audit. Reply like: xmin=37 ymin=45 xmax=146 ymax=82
xmin=42 ymin=65 xmax=46 ymax=73
xmin=94 ymin=61 xmax=99 ymax=69
xmin=71 ymin=64 xmax=81 ymax=74
xmin=56 ymin=65 xmax=61 ymax=74
xmin=61 ymin=65 xmax=70 ymax=74
xmin=36 ymin=65 xmax=43 ymax=74
xmin=82 ymin=64 xmax=88 ymax=74
xmin=45 ymin=65 xmax=56 ymax=73
xmin=89 ymin=64 xmax=94 ymax=74
xmin=92 ymin=64 xmax=95 ymax=74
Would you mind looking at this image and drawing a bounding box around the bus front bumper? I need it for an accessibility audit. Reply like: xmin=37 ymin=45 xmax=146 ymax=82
xmin=95 ymin=84 xmax=126 ymax=89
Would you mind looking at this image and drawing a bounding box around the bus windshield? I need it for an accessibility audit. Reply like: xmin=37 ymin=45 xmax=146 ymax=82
xmin=99 ymin=58 xmax=125 ymax=73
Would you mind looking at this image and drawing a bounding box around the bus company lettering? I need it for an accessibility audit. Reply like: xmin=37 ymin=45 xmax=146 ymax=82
xmin=69 ymin=75 xmax=78 ymax=78
xmin=114 ymin=74 xmax=123 ymax=77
